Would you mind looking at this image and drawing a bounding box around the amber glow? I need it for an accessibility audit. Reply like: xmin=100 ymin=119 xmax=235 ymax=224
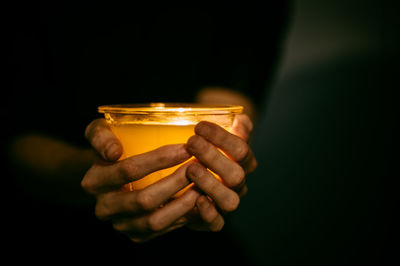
xmin=99 ymin=103 xmax=242 ymax=196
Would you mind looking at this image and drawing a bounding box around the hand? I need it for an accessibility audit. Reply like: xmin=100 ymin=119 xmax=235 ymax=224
xmin=82 ymin=119 xmax=201 ymax=242
xmin=184 ymin=114 xmax=257 ymax=231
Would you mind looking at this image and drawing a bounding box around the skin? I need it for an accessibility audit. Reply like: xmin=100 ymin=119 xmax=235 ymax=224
xmin=9 ymin=89 xmax=258 ymax=242
xmin=81 ymin=114 xmax=257 ymax=242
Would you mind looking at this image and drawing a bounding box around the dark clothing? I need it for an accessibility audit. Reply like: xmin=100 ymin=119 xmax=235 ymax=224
xmin=3 ymin=3 xmax=289 ymax=265
xmin=5 ymin=3 xmax=288 ymax=145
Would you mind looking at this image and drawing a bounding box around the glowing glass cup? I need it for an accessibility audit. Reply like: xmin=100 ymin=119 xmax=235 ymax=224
xmin=98 ymin=103 xmax=243 ymax=196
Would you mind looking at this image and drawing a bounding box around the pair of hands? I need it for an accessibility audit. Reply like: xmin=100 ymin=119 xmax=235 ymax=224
xmin=81 ymin=114 xmax=257 ymax=242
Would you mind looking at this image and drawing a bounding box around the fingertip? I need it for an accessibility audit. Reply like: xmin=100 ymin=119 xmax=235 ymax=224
xmin=194 ymin=121 xmax=212 ymax=136
xmin=186 ymin=135 xmax=204 ymax=153
xmin=186 ymin=161 xmax=203 ymax=180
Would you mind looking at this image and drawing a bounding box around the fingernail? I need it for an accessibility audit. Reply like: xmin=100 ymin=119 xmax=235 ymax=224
xmin=105 ymin=143 xmax=121 ymax=161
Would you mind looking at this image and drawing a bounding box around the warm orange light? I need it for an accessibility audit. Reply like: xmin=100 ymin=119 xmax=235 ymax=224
xmin=99 ymin=103 xmax=243 ymax=196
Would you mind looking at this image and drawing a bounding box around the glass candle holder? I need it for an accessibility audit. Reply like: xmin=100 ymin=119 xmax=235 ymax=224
xmin=98 ymin=103 xmax=243 ymax=196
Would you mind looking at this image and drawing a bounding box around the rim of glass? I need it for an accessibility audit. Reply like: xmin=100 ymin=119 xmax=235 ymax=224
xmin=98 ymin=103 xmax=243 ymax=115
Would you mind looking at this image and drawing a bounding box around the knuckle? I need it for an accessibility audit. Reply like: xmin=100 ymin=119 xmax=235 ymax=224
xmin=222 ymin=193 xmax=240 ymax=213
xmin=119 ymin=160 xmax=139 ymax=182
xmin=207 ymin=147 xmax=220 ymax=163
xmin=81 ymin=169 xmax=97 ymax=194
xmin=147 ymin=214 xmax=165 ymax=232
xmin=203 ymin=174 xmax=219 ymax=193
xmin=94 ymin=198 xmax=109 ymax=220
xmin=172 ymin=170 xmax=190 ymax=188
xmin=136 ymin=191 xmax=155 ymax=211
xmin=180 ymin=195 xmax=196 ymax=210
xmin=80 ymin=176 xmax=91 ymax=192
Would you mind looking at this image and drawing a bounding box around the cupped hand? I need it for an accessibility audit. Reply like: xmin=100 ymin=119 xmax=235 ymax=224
xmin=82 ymin=119 xmax=198 ymax=242
xmin=81 ymin=119 xmax=229 ymax=242
xmin=184 ymin=114 xmax=257 ymax=231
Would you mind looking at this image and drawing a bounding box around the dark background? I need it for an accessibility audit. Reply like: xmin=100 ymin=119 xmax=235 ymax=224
xmin=228 ymin=0 xmax=396 ymax=265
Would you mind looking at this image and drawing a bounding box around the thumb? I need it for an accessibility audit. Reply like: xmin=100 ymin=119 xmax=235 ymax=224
xmin=85 ymin=119 xmax=122 ymax=161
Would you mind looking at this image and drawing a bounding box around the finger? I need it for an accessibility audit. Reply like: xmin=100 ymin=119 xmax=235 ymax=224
xmin=187 ymin=162 xmax=240 ymax=213
xmin=81 ymin=144 xmax=191 ymax=194
xmin=94 ymin=163 xmax=192 ymax=219
xmin=137 ymin=161 xmax=193 ymax=206
xmin=144 ymin=188 xmax=200 ymax=232
xmin=232 ymin=114 xmax=253 ymax=142
xmin=84 ymin=118 xmax=122 ymax=161
xmin=186 ymin=135 xmax=246 ymax=189
xmin=113 ymin=188 xmax=199 ymax=235
xmin=193 ymin=121 xmax=258 ymax=174
xmin=196 ymin=196 xmax=225 ymax=232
